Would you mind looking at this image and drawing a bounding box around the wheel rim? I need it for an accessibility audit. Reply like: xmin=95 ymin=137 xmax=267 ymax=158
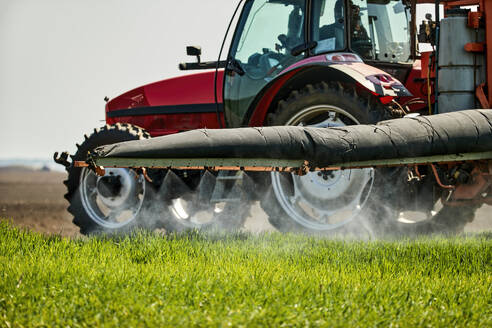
xmin=271 ymin=105 xmax=374 ymax=231
xmin=80 ymin=167 xmax=146 ymax=229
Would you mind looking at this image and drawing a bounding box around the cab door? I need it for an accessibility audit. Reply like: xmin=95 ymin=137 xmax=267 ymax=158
xmin=223 ymin=0 xmax=308 ymax=127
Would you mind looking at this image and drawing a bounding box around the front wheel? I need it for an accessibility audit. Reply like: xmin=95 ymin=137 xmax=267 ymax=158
xmin=64 ymin=124 xmax=155 ymax=235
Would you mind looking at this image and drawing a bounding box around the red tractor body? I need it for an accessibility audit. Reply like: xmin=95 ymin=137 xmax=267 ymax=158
xmin=106 ymin=52 xmax=417 ymax=136
xmin=106 ymin=71 xmax=225 ymax=135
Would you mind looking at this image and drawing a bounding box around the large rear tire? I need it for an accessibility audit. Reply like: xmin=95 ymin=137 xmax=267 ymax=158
xmin=64 ymin=124 xmax=154 ymax=235
xmin=261 ymin=82 xmax=392 ymax=234
xmin=260 ymin=82 xmax=478 ymax=235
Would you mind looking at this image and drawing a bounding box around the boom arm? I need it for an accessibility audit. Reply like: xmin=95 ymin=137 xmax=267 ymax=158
xmin=87 ymin=109 xmax=492 ymax=168
xmin=74 ymin=110 xmax=492 ymax=206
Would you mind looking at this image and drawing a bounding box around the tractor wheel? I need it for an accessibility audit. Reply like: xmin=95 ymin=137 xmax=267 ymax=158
xmin=64 ymin=124 xmax=155 ymax=235
xmin=260 ymin=81 xmax=478 ymax=235
xmin=261 ymin=82 xmax=393 ymax=234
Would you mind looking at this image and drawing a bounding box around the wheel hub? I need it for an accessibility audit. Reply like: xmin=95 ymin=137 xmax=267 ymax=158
xmin=96 ymin=175 xmax=122 ymax=198
xmin=295 ymin=170 xmax=352 ymax=201
xmin=95 ymin=168 xmax=138 ymax=210
xmin=271 ymin=105 xmax=375 ymax=231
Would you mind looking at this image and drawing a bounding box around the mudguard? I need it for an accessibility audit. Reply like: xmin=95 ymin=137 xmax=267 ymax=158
xmin=247 ymin=54 xmax=411 ymax=126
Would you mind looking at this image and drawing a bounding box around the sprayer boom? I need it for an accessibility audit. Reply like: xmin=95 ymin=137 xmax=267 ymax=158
xmin=74 ymin=151 xmax=492 ymax=174
xmin=79 ymin=109 xmax=492 ymax=171
xmin=72 ymin=110 xmax=492 ymax=207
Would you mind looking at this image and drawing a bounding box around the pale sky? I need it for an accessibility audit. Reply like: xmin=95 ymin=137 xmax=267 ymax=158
xmin=0 ymin=0 xmax=238 ymax=159
xmin=0 ymin=0 xmax=437 ymax=159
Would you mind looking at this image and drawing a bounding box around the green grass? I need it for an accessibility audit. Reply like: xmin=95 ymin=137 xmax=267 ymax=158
xmin=0 ymin=222 xmax=491 ymax=327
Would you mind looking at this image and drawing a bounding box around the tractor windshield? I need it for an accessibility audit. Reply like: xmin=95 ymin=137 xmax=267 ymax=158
xmin=350 ymin=0 xmax=411 ymax=62
xmin=225 ymin=0 xmax=306 ymax=127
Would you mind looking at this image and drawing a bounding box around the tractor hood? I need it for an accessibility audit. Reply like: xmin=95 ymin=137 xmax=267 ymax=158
xmin=105 ymin=70 xmax=223 ymax=117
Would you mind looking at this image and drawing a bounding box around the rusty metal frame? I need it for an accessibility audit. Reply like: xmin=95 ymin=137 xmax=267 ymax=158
xmin=74 ymin=151 xmax=492 ymax=174
xmin=74 ymin=151 xmax=492 ymax=205
xmin=444 ymin=161 xmax=492 ymax=205
xmin=430 ymin=163 xmax=455 ymax=189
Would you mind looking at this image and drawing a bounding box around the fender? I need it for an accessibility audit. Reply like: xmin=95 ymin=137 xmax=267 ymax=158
xmin=247 ymin=53 xmax=412 ymax=127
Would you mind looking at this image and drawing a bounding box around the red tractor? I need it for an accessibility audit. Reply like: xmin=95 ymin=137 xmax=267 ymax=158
xmin=56 ymin=0 xmax=490 ymax=235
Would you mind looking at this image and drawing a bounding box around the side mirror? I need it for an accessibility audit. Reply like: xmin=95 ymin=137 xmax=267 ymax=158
xmin=186 ymin=46 xmax=202 ymax=63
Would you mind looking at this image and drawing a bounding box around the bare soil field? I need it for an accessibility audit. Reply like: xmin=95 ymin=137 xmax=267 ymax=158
xmin=0 ymin=167 xmax=490 ymax=236
xmin=0 ymin=167 xmax=80 ymax=237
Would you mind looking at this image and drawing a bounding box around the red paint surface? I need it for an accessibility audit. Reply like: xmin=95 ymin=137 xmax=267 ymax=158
xmin=106 ymin=70 xmax=224 ymax=135
xmin=144 ymin=70 xmax=224 ymax=106
xmin=279 ymin=53 xmax=363 ymax=75
xmin=105 ymin=54 xmax=412 ymax=135
xmin=403 ymin=60 xmax=430 ymax=112
xmin=287 ymin=54 xmax=406 ymax=91
xmin=249 ymin=55 xmax=407 ymax=126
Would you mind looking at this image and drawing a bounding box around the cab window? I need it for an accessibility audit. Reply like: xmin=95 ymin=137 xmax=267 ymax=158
xmin=350 ymin=0 xmax=411 ymax=62
xmin=311 ymin=0 xmax=346 ymax=54
xmin=231 ymin=0 xmax=306 ymax=80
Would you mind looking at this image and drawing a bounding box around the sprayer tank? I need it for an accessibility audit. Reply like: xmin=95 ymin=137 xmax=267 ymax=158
xmin=438 ymin=15 xmax=485 ymax=112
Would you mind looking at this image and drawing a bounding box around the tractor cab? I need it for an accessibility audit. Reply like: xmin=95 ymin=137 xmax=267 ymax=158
xmin=224 ymin=0 xmax=413 ymax=127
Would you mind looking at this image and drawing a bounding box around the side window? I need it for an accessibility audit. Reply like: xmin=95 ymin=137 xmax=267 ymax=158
xmin=232 ymin=0 xmax=306 ymax=80
xmin=350 ymin=0 xmax=373 ymax=59
xmin=350 ymin=0 xmax=412 ymax=62
xmin=312 ymin=0 xmax=346 ymax=54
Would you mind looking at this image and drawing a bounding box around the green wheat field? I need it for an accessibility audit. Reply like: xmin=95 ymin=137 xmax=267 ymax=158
xmin=0 ymin=221 xmax=491 ymax=327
